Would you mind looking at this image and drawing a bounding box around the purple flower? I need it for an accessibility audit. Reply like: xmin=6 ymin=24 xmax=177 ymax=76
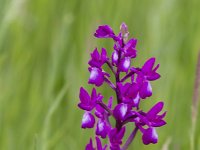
xmin=136 ymin=102 xmax=166 ymax=127
xmin=145 ymin=101 xmax=167 ymax=127
xmin=133 ymin=57 xmax=160 ymax=83
xmin=88 ymin=67 xmax=110 ymax=87
xmin=118 ymin=82 xmax=140 ymax=108
xmin=94 ymin=25 xmax=116 ymax=39
xmin=88 ymin=48 xmax=108 ymax=68
xmin=78 ymin=87 xmax=103 ymax=111
xmin=141 ymin=57 xmax=160 ymax=81
xmin=82 ymin=111 xmax=95 ymax=129
xmin=123 ymin=39 xmax=137 ymax=58
xmin=130 ymin=57 xmax=160 ymax=99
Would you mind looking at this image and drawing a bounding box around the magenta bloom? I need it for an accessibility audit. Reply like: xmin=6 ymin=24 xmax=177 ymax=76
xmin=78 ymin=23 xmax=167 ymax=150
xmin=78 ymin=87 xmax=103 ymax=111
xmin=141 ymin=57 xmax=160 ymax=81
xmin=88 ymin=48 xmax=108 ymax=68
xmin=123 ymin=39 xmax=137 ymax=58
xmin=94 ymin=25 xmax=116 ymax=39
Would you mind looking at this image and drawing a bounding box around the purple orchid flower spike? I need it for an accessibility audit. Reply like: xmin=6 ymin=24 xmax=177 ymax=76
xmin=78 ymin=23 xmax=167 ymax=150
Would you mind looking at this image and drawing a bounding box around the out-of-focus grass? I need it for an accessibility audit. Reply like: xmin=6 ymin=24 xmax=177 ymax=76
xmin=0 ymin=0 xmax=200 ymax=150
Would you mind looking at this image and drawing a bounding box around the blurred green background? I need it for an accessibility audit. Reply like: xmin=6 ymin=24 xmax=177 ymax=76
xmin=0 ymin=0 xmax=200 ymax=150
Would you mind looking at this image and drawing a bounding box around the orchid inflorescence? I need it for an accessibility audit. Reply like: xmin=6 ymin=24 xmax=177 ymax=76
xmin=78 ymin=23 xmax=167 ymax=150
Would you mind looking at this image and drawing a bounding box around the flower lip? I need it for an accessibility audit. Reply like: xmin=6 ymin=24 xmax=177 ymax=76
xmin=82 ymin=111 xmax=95 ymax=129
xmin=96 ymin=119 xmax=108 ymax=139
xmin=142 ymin=127 xmax=158 ymax=145
xmin=139 ymin=81 xmax=152 ymax=99
xmin=88 ymin=67 xmax=105 ymax=87
xmin=113 ymin=103 xmax=129 ymax=121
xmin=118 ymin=57 xmax=131 ymax=72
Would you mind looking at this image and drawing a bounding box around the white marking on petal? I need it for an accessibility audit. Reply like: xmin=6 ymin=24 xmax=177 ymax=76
xmin=120 ymin=104 xmax=127 ymax=117
xmin=82 ymin=112 xmax=90 ymax=124
xmin=133 ymin=93 xmax=140 ymax=104
xmin=90 ymin=68 xmax=98 ymax=80
xmin=123 ymin=58 xmax=130 ymax=69
xmin=152 ymin=128 xmax=158 ymax=139
xmin=135 ymin=117 xmax=140 ymax=122
xmin=113 ymin=52 xmax=118 ymax=61
xmin=147 ymin=82 xmax=152 ymax=93
xmin=98 ymin=121 xmax=104 ymax=132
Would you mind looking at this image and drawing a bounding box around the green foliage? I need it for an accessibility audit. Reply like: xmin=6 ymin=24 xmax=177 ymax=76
xmin=0 ymin=0 xmax=200 ymax=149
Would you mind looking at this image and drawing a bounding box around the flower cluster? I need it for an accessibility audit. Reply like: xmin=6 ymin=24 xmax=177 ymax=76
xmin=78 ymin=23 xmax=167 ymax=150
